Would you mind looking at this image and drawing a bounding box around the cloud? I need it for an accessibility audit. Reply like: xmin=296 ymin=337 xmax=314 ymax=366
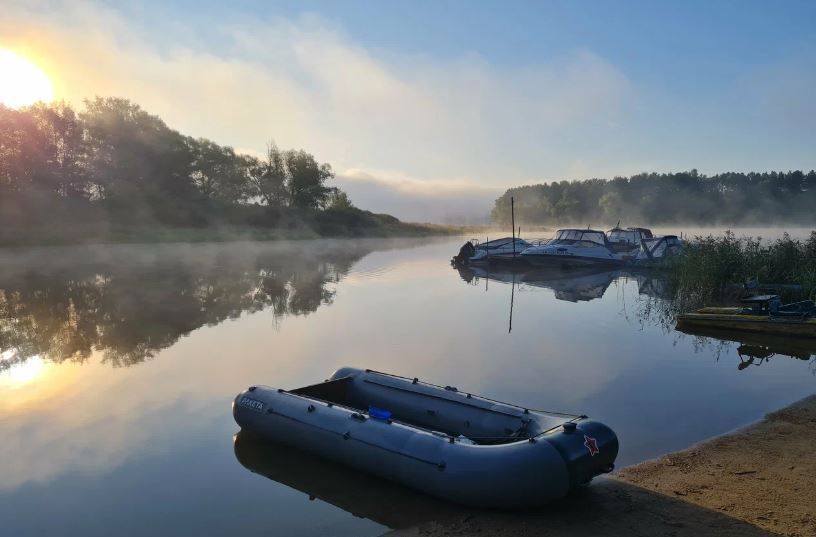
xmin=1 ymin=0 xmax=633 ymax=222
xmin=337 ymin=169 xmax=502 ymax=223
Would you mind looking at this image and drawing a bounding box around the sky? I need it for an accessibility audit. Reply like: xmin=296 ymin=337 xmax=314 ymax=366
xmin=2 ymin=0 xmax=815 ymax=222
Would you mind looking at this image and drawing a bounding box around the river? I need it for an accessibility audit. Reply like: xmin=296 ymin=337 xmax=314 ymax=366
xmin=0 ymin=231 xmax=813 ymax=536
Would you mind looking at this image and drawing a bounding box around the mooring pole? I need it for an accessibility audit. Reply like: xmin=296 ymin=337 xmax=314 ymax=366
xmin=509 ymin=272 xmax=515 ymax=333
xmin=511 ymin=197 xmax=516 ymax=256
xmin=486 ymin=235 xmax=489 ymax=291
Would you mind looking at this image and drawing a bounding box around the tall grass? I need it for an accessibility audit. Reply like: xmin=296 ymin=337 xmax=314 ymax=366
xmin=667 ymin=231 xmax=816 ymax=308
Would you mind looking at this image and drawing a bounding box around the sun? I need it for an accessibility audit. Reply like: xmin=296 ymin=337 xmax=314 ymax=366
xmin=0 ymin=48 xmax=54 ymax=108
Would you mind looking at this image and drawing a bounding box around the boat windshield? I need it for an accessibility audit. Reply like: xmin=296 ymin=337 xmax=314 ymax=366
xmin=608 ymin=229 xmax=643 ymax=245
xmin=554 ymin=230 xmax=606 ymax=246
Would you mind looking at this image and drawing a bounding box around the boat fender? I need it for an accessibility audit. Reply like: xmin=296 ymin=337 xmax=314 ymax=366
xmin=545 ymin=420 xmax=619 ymax=489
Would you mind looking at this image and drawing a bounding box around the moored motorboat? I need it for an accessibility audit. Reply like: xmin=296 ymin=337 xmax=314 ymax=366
xmin=233 ymin=367 xmax=618 ymax=508
xmin=453 ymin=237 xmax=532 ymax=265
xmin=677 ymin=295 xmax=816 ymax=337
xmin=520 ymin=229 xmax=624 ymax=268
xmin=606 ymin=226 xmax=653 ymax=253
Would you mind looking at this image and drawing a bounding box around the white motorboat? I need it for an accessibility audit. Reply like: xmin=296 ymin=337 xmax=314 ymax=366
xmin=520 ymin=229 xmax=624 ymax=268
xmin=454 ymin=237 xmax=533 ymax=264
xmin=606 ymin=226 xmax=653 ymax=253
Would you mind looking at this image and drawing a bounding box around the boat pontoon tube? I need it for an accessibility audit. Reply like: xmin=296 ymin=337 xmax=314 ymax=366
xmin=233 ymin=367 xmax=618 ymax=508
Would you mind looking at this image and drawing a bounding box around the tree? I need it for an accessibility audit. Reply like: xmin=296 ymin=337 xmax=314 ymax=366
xmin=27 ymin=101 xmax=86 ymax=199
xmin=188 ymin=138 xmax=246 ymax=203
xmin=326 ymin=188 xmax=354 ymax=210
xmin=598 ymin=191 xmax=623 ymax=220
xmin=244 ymin=142 xmax=288 ymax=208
xmin=284 ymin=149 xmax=333 ymax=209
xmin=81 ymin=97 xmax=195 ymax=206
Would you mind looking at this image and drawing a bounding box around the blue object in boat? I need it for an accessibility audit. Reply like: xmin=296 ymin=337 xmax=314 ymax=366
xmin=368 ymin=406 xmax=391 ymax=420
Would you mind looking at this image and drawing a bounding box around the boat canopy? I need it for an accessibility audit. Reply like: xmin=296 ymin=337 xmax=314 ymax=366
xmin=553 ymin=229 xmax=607 ymax=246
xmin=607 ymin=227 xmax=653 ymax=246
xmin=477 ymin=237 xmax=530 ymax=250
xmin=638 ymin=235 xmax=682 ymax=258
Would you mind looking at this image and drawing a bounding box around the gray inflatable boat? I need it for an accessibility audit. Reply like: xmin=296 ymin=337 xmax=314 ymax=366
xmin=232 ymin=367 xmax=618 ymax=508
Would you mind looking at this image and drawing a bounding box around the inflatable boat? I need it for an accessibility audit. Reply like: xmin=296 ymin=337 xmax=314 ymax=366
xmin=232 ymin=367 xmax=618 ymax=508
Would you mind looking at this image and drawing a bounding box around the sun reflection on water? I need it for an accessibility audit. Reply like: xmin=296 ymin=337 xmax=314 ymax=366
xmin=0 ymin=352 xmax=48 ymax=389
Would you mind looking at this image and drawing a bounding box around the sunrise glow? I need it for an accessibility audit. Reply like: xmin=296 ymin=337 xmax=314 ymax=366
xmin=0 ymin=353 xmax=47 ymax=389
xmin=0 ymin=49 xmax=53 ymax=108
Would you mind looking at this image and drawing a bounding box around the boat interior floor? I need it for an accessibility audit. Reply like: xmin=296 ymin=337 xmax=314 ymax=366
xmin=290 ymin=376 xmax=559 ymax=445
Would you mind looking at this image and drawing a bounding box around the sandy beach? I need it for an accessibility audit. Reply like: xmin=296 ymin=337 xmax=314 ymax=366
xmin=392 ymin=395 xmax=816 ymax=537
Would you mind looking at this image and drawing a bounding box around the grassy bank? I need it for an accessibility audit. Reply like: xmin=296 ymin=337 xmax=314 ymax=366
xmin=0 ymin=208 xmax=460 ymax=247
xmin=667 ymin=231 xmax=816 ymax=307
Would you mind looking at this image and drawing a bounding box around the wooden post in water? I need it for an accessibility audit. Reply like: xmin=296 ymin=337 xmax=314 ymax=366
xmin=509 ymin=272 xmax=515 ymax=333
xmin=486 ymin=234 xmax=489 ymax=291
xmin=511 ymin=197 xmax=516 ymax=256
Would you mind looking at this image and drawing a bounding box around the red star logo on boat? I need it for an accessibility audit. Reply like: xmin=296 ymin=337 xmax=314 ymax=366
xmin=584 ymin=435 xmax=599 ymax=456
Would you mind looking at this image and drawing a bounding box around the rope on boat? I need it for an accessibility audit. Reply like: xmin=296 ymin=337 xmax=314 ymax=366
xmin=363 ymin=369 xmax=584 ymax=419
xmin=274 ymin=388 xmax=576 ymax=442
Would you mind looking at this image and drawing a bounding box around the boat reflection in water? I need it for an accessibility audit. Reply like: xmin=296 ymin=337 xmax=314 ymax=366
xmin=233 ymin=431 xmax=466 ymax=531
xmin=453 ymin=263 xmax=816 ymax=374
xmin=455 ymin=265 xmax=671 ymax=303
xmin=676 ymin=324 xmax=816 ymax=372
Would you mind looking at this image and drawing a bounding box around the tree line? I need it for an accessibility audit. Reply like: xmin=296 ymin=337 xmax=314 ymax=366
xmin=0 ymin=97 xmax=389 ymax=241
xmin=492 ymin=170 xmax=816 ymax=226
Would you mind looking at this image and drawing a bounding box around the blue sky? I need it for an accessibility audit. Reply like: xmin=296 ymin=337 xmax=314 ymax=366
xmin=4 ymin=0 xmax=816 ymax=221
xmin=112 ymin=0 xmax=815 ymax=77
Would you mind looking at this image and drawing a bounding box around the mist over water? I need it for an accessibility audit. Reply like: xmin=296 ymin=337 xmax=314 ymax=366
xmin=1 ymin=231 xmax=813 ymax=536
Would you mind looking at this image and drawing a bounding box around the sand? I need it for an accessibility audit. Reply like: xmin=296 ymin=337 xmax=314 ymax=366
xmin=390 ymin=395 xmax=816 ymax=537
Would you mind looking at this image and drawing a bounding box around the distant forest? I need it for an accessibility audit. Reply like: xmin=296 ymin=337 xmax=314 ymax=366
xmin=492 ymin=170 xmax=816 ymax=226
xmin=0 ymin=98 xmax=435 ymax=244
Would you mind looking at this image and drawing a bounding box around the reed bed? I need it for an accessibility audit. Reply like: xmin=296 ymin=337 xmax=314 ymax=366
xmin=666 ymin=231 xmax=816 ymax=308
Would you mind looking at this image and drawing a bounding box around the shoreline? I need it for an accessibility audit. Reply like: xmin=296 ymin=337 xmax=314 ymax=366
xmin=394 ymin=395 xmax=816 ymax=537
xmin=0 ymin=224 xmax=461 ymax=249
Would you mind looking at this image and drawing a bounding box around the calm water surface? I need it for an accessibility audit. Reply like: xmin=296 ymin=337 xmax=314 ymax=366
xmin=1 ymin=232 xmax=814 ymax=536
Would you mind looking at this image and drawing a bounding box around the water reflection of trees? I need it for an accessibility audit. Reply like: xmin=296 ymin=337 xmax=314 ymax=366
xmin=0 ymin=242 xmax=373 ymax=369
